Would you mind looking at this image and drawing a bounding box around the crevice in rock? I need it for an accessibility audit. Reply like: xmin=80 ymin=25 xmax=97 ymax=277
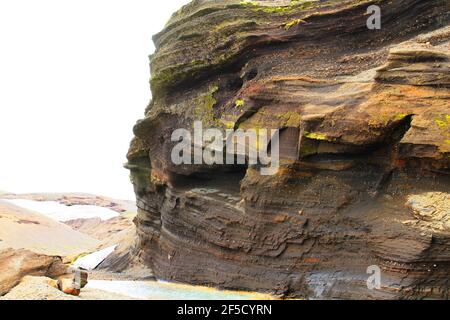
xmin=169 ymin=165 xmax=247 ymax=197
xmin=389 ymin=114 xmax=414 ymax=145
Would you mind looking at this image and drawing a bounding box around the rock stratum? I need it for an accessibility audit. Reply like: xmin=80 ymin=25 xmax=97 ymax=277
xmin=127 ymin=0 xmax=450 ymax=299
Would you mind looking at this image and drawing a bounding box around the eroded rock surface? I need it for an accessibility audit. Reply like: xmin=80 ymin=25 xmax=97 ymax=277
xmin=0 ymin=249 xmax=67 ymax=296
xmin=127 ymin=0 xmax=450 ymax=299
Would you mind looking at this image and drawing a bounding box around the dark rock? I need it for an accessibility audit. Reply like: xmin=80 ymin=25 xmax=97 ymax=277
xmin=126 ymin=0 xmax=450 ymax=299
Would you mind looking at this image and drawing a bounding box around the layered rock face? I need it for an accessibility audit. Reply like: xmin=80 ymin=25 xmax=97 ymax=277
xmin=127 ymin=0 xmax=450 ymax=299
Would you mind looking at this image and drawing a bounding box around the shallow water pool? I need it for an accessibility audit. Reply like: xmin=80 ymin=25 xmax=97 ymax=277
xmin=86 ymin=280 xmax=272 ymax=300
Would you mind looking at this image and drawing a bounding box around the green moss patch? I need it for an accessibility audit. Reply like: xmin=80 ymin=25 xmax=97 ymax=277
xmin=435 ymin=115 xmax=450 ymax=131
xmin=240 ymin=0 xmax=315 ymax=14
xmin=235 ymin=99 xmax=245 ymax=108
xmin=194 ymin=85 xmax=220 ymax=126
xmin=284 ymin=18 xmax=302 ymax=30
xmin=304 ymin=132 xmax=328 ymax=141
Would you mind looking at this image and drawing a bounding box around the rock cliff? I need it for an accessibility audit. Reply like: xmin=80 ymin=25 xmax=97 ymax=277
xmin=127 ymin=0 xmax=450 ymax=299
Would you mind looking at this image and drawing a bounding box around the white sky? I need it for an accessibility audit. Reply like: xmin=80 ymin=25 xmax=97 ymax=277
xmin=0 ymin=0 xmax=190 ymax=200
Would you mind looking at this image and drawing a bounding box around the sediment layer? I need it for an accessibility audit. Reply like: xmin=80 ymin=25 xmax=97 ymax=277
xmin=127 ymin=0 xmax=450 ymax=299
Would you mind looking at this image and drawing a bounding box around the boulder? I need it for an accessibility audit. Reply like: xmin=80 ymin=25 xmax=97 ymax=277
xmin=57 ymin=278 xmax=80 ymax=296
xmin=0 ymin=249 xmax=67 ymax=296
xmin=0 ymin=276 xmax=79 ymax=300
xmin=59 ymin=267 xmax=88 ymax=289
